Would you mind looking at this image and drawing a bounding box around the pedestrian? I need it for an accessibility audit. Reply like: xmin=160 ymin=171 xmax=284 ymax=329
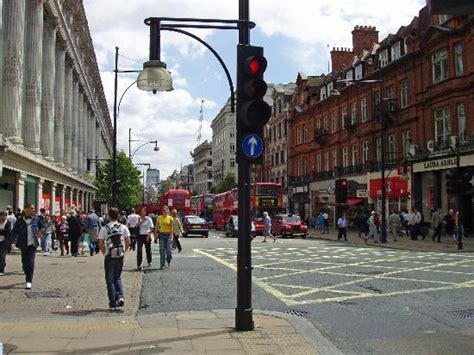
xmin=41 ymin=215 xmax=55 ymax=256
xmin=317 ymin=212 xmax=325 ymax=233
xmin=389 ymin=210 xmax=401 ymax=242
xmin=85 ymin=209 xmax=101 ymax=256
xmin=98 ymin=207 xmax=130 ymax=311
xmin=5 ymin=206 xmax=16 ymax=226
xmin=431 ymin=207 xmax=443 ymax=243
xmin=56 ymin=215 xmax=69 ymax=256
xmin=155 ymin=206 xmax=174 ymax=270
xmin=9 ymin=203 xmax=41 ymax=289
xmin=337 ymin=214 xmax=348 ymax=241
xmin=454 ymin=211 xmax=463 ymax=243
xmin=126 ymin=208 xmax=139 ymax=251
xmin=322 ymin=210 xmax=329 ymax=234
xmin=365 ymin=211 xmax=377 ymax=243
xmin=136 ymin=207 xmax=154 ymax=271
xmin=444 ymin=209 xmax=456 ymax=242
xmin=67 ymin=210 xmax=83 ymax=257
xmin=408 ymin=207 xmax=421 ymax=240
xmin=118 ymin=211 xmax=127 ymax=225
xmin=262 ymin=211 xmax=277 ymax=242
xmin=171 ymin=209 xmax=184 ymax=252
xmin=0 ymin=211 xmax=14 ymax=276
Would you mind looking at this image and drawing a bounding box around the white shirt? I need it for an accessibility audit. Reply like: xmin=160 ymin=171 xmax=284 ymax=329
xmin=138 ymin=217 xmax=154 ymax=235
xmin=323 ymin=213 xmax=329 ymax=220
xmin=25 ymin=217 xmax=35 ymax=246
xmin=98 ymin=222 xmax=130 ymax=256
xmin=127 ymin=213 xmax=140 ymax=228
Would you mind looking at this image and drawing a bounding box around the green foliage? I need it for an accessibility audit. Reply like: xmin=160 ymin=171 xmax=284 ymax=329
xmin=95 ymin=151 xmax=142 ymax=210
xmin=210 ymin=173 xmax=236 ymax=193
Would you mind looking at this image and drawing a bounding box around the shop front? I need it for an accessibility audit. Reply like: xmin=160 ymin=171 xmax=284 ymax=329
xmin=369 ymin=175 xmax=410 ymax=214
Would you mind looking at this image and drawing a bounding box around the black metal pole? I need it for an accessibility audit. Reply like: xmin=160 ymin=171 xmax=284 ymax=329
xmin=235 ymin=0 xmax=254 ymax=332
xmin=143 ymin=169 xmax=145 ymax=205
xmin=112 ymin=46 xmax=119 ymax=207
xmin=456 ymin=147 xmax=463 ymax=249
xmin=380 ymin=79 xmax=387 ymax=243
xmin=129 ymin=128 xmax=131 ymax=159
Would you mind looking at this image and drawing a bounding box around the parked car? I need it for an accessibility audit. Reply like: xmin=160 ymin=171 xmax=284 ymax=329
xmin=182 ymin=215 xmax=209 ymax=238
xmin=225 ymin=215 xmax=256 ymax=238
xmin=271 ymin=214 xmax=308 ymax=238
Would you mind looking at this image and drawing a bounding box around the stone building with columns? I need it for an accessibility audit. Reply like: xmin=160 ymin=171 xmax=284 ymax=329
xmin=0 ymin=0 xmax=113 ymax=214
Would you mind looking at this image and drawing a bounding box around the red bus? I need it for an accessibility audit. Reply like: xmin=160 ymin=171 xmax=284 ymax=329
xmin=191 ymin=193 xmax=215 ymax=221
xmin=158 ymin=189 xmax=192 ymax=218
xmin=212 ymin=182 xmax=284 ymax=232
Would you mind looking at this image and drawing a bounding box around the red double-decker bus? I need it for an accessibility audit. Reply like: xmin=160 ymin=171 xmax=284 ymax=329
xmin=158 ymin=189 xmax=192 ymax=218
xmin=212 ymin=182 xmax=284 ymax=232
xmin=191 ymin=193 xmax=215 ymax=221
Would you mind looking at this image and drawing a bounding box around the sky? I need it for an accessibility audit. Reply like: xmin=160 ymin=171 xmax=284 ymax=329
xmin=83 ymin=0 xmax=426 ymax=179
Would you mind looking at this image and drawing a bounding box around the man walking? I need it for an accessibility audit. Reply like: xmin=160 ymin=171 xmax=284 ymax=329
xmin=85 ymin=209 xmax=101 ymax=256
xmin=262 ymin=211 xmax=276 ymax=242
xmin=10 ymin=203 xmax=42 ymax=289
xmin=322 ymin=210 xmax=329 ymax=234
xmin=126 ymin=208 xmax=139 ymax=251
xmin=337 ymin=214 xmax=348 ymax=241
xmin=155 ymin=206 xmax=174 ymax=270
xmin=389 ymin=210 xmax=401 ymax=242
xmin=98 ymin=207 xmax=130 ymax=311
xmin=431 ymin=207 xmax=443 ymax=243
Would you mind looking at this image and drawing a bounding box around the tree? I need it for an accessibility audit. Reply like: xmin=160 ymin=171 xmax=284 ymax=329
xmin=95 ymin=151 xmax=142 ymax=211
xmin=210 ymin=173 xmax=236 ymax=193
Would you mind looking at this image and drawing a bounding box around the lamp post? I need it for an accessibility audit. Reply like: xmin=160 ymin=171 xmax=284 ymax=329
xmin=135 ymin=163 xmax=151 ymax=205
xmin=138 ymin=2 xmax=256 ymax=331
xmin=128 ymin=128 xmax=160 ymax=160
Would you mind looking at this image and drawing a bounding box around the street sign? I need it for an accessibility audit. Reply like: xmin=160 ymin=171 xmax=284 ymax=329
xmin=242 ymin=134 xmax=263 ymax=158
xmin=356 ymin=189 xmax=368 ymax=198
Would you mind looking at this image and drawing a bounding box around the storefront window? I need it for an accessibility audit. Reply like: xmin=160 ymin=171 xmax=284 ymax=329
xmin=421 ymin=172 xmax=436 ymax=219
xmin=24 ymin=176 xmax=38 ymax=207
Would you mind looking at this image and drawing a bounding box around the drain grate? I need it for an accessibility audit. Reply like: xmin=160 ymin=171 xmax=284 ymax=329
xmin=285 ymin=309 xmax=308 ymax=317
xmin=26 ymin=291 xmax=62 ymax=298
xmin=448 ymin=309 xmax=474 ymax=319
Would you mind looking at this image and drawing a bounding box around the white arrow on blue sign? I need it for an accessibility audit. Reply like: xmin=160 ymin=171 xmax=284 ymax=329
xmin=242 ymin=134 xmax=264 ymax=158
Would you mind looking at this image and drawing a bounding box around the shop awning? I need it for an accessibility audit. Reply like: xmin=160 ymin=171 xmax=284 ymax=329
xmin=346 ymin=198 xmax=365 ymax=205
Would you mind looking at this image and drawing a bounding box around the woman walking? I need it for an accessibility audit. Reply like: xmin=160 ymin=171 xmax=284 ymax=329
xmin=155 ymin=206 xmax=174 ymax=270
xmin=136 ymin=207 xmax=154 ymax=271
xmin=56 ymin=216 xmax=69 ymax=256
xmin=171 ymin=209 xmax=184 ymax=252
xmin=0 ymin=211 xmax=13 ymax=276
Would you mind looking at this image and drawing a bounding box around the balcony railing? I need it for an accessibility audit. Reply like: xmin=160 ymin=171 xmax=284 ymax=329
xmin=314 ymin=128 xmax=328 ymax=145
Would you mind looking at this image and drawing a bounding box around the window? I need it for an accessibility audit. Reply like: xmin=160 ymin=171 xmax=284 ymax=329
xmin=402 ymin=130 xmax=411 ymax=157
xmin=273 ymin=126 xmax=277 ymax=141
xmin=230 ymin=131 xmax=235 ymax=138
xmin=391 ymin=41 xmax=401 ymax=61
xmin=296 ymin=127 xmax=302 ymax=144
xmin=376 ymin=137 xmax=381 ymax=162
xmin=303 ymin=157 xmax=308 ymax=175
xmin=362 ymin=141 xmax=369 ymax=165
xmin=388 ymin=134 xmax=396 ymax=160
xmin=342 ymin=147 xmax=348 ymax=168
xmin=351 ymin=102 xmax=357 ymax=125
xmin=434 ymin=107 xmax=451 ymax=143
xmin=230 ymin=159 xmax=235 ymax=168
xmin=355 ymin=64 xmax=363 ymax=80
xmin=316 ymin=119 xmax=321 ymax=129
xmin=297 ymin=159 xmax=302 ymax=176
xmin=275 ymin=152 xmax=279 ymax=166
xmin=346 ymin=69 xmax=353 ymax=81
xmin=341 ymin=107 xmax=347 ymax=129
xmin=230 ymin=144 xmax=235 ymax=153
xmin=278 ymin=100 xmax=282 ymax=114
xmin=387 ymin=85 xmax=396 ymax=111
xmin=303 ymin=125 xmax=308 ymax=143
xmin=457 ymin=103 xmax=466 ymax=141
xmin=331 ymin=112 xmax=337 ymax=133
xmin=332 ymin=149 xmax=337 ymax=170
xmin=320 ymin=87 xmax=327 ymax=100
xmin=327 ymin=82 xmax=334 ymax=94
xmin=281 ymin=150 xmax=286 ymax=164
xmin=278 ymin=123 xmax=282 ymax=139
xmin=454 ymin=43 xmax=464 ymax=76
xmin=438 ymin=14 xmax=452 ymax=24
xmin=432 ymin=49 xmax=448 ymax=83
xmin=400 ymin=79 xmax=408 ymax=109
xmin=379 ymin=49 xmax=389 ymax=67
xmin=323 ymin=116 xmax=329 ymax=131
xmin=324 ymin=151 xmax=329 ymax=172
xmin=352 ymin=144 xmax=359 ymax=166
xmin=316 ymin=154 xmax=321 ymax=173
xmin=361 ymin=97 xmax=367 ymax=122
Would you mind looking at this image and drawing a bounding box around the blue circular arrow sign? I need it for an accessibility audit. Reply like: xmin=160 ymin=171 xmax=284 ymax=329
xmin=242 ymin=134 xmax=264 ymax=158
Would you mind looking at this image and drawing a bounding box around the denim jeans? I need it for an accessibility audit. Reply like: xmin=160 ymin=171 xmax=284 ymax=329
xmin=0 ymin=241 xmax=8 ymax=273
xmin=41 ymin=233 xmax=51 ymax=253
xmin=159 ymin=233 xmax=172 ymax=267
xmin=21 ymin=245 xmax=36 ymax=283
xmin=104 ymin=255 xmax=124 ymax=307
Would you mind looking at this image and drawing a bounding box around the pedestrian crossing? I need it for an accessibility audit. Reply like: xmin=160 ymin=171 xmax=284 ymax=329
xmin=195 ymin=244 xmax=474 ymax=305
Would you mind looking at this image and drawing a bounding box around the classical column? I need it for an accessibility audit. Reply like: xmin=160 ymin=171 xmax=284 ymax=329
xmin=50 ymin=182 xmax=57 ymax=215
xmin=41 ymin=16 xmax=56 ymax=161
xmin=77 ymin=92 xmax=84 ymax=175
xmin=16 ymin=172 xmax=27 ymax=210
xmin=71 ymin=80 xmax=79 ymax=173
xmin=22 ymin=0 xmax=43 ymax=153
xmin=63 ymin=63 xmax=73 ymax=170
xmin=36 ymin=178 xmax=44 ymax=211
xmin=54 ymin=39 xmax=66 ymax=166
xmin=0 ymin=0 xmax=26 ymax=143
xmin=60 ymin=184 xmax=66 ymax=214
xmin=68 ymin=187 xmax=73 ymax=210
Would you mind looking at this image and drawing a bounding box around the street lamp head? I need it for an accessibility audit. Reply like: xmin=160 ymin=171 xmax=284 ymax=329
xmin=137 ymin=60 xmax=173 ymax=92
xmin=153 ymin=146 xmax=160 ymax=152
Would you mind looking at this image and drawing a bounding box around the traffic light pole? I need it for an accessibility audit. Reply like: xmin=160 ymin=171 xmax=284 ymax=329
xmin=235 ymin=0 xmax=254 ymax=332
xmin=455 ymin=147 xmax=462 ymax=250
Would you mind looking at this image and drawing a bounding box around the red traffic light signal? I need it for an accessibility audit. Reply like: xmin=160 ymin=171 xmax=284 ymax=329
xmin=245 ymin=56 xmax=267 ymax=75
xmin=340 ymin=179 xmax=348 ymax=187
xmin=335 ymin=179 xmax=348 ymax=203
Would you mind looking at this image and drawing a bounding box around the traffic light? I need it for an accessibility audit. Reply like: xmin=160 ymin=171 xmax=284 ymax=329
xmin=335 ymin=179 xmax=348 ymax=203
xmin=446 ymin=170 xmax=457 ymax=194
xmin=236 ymin=44 xmax=271 ymax=164
xmin=461 ymin=170 xmax=473 ymax=192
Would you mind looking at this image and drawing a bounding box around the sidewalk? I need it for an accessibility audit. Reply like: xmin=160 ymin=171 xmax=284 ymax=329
xmin=307 ymin=228 xmax=474 ymax=252
xmin=0 ymin=249 xmax=335 ymax=354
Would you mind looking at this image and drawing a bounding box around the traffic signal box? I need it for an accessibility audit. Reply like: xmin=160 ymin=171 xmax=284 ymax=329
xmin=335 ymin=179 xmax=348 ymax=203
xmin=236 ymin=44 xmax=271 ymax=164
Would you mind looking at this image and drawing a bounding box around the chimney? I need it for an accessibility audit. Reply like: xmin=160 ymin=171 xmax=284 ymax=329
xmin=330 ymin=47 xmax=354 ymax=73
xmin=352 ymin=25 xmax=379 ymax=55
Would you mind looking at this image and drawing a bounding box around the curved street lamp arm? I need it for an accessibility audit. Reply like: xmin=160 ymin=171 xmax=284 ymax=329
xmin=118 ymin=79 xmax=139 ymax=117
xmin=131 ymin=142 xmax=154 ymax=160
xmin=161 ymin=27 xmax=235 ymax=113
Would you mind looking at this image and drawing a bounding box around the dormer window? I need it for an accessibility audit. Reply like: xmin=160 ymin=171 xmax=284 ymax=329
xmin=391 ymin=42 xmax=401 ymax=61
xmin=327 ymin=81 xmax=334 ymax=93
xmin=345 ymin=70 xmax=353 ymax=81
xmin=320 ymin=86 xmax=327 ymax=100
xmin=355 ymin=64 xmax=363 ymax=80
xmin=379 ymin=49 xmax=388 ymax=67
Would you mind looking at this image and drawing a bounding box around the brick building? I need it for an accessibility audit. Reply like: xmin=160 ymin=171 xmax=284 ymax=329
xmin=288 ymin=6 xmax=473 ymax=230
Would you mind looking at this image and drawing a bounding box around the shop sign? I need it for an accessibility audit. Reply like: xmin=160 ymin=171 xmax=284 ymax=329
xmin=413 ymin=157 xmax=457 ymax=172
xmin=369 ymin=176 xmax=409 ymax=197
xmin=356 ymin=189 xmax=368 ymax=198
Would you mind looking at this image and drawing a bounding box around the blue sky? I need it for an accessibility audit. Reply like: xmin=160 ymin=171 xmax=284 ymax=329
xmin=83 ymin=0 xmax=425 ymax=178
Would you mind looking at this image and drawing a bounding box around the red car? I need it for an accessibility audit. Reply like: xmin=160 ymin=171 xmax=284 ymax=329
xmin=182 ymin=215 xmax=209 ymax=238
xmin=271 ymin=214 xmax=308 ymax=238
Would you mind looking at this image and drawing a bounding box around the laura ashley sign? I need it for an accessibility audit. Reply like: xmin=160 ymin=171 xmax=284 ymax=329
xmin=423 ymin=158 xmax=457 ymax=169
xmin=413 ymin=154 xmax=473 ymax=173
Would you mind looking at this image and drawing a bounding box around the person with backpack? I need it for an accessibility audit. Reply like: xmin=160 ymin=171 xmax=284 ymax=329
xmin=98 ymin=207 xmax=131 ymax=311
xmin=85 ymin=210 xmax=101 ymax=256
